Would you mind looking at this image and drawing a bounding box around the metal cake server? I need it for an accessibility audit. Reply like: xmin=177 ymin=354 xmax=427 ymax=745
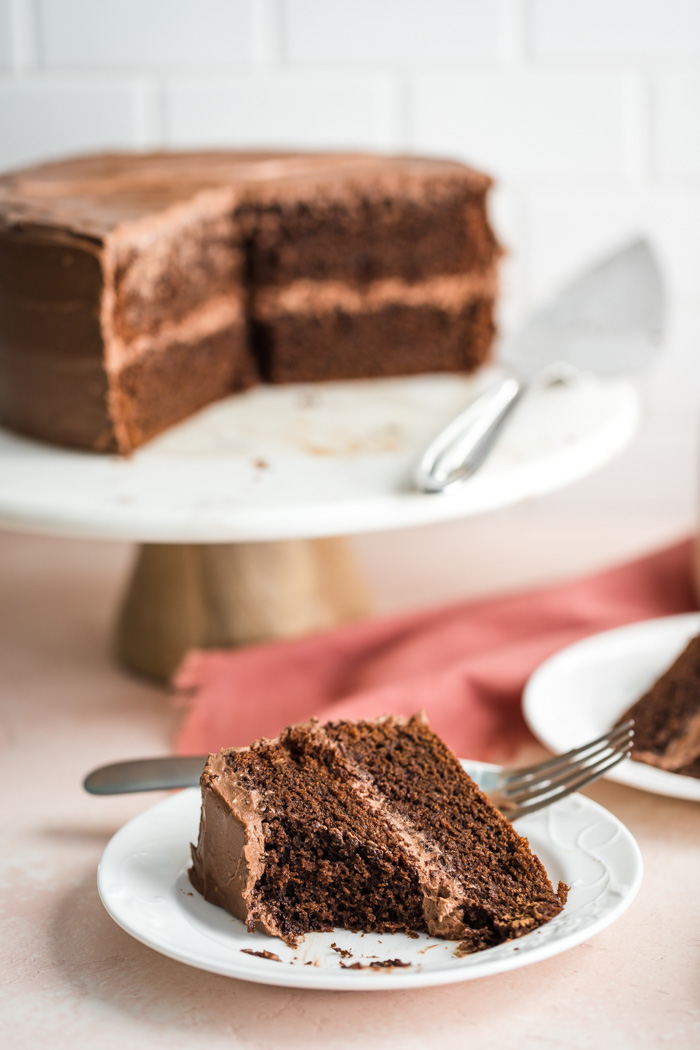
xmin=414 ymin=238 xmax=665 ymax=493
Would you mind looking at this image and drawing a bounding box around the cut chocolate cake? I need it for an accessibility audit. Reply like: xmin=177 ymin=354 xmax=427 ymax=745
xmin=189 ymin=714 xmax=567 ymax=950
xmin=0 ymin=150 xmax=500 ymax=453
xmin=616 ymin=632 xmax=700 ymax=778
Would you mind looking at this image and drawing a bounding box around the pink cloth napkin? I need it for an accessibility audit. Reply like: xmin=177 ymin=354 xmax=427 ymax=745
xmin=173 ymin=538 xmax=697 ymax=761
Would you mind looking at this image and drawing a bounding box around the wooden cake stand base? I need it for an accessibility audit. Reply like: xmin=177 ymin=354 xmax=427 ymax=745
xmin=114 ymin=537 xmax=371 ymax=680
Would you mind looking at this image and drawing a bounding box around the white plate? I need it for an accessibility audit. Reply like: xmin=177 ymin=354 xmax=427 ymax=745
xmin=524 ymin=613 xmax=700 ymax=802
xmin=97 ymin=762 xmax=642 ymax=990
xmin=0 ymin=371 xmax=638 ymax=542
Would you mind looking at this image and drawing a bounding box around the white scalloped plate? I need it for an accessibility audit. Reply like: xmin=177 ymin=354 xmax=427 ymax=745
xmin=97 ymin=761 xmax=642 ymax=990
xmin=524 ymin=613 xmax=700 ymax=802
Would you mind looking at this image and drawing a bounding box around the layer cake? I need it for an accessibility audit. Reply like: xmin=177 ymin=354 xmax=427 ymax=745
xmin=189 ymin=714 xmax=567 ymax=950
xmin=0 ymin=150 xmax=500 ymax=453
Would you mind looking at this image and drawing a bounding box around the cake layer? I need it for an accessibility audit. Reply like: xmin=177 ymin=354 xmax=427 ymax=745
xmin=111 ymin=319 xmax=254 ymax=453
xmin=253 ymin=297 xmax=496 ymax=383
xmin=190 ymin=715 xmax=567 ymax=949
xmin=239 ymin=176 xmax=497 ymax=288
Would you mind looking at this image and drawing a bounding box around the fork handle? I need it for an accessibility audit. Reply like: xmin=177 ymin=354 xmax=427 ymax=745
xmin=83 ymin=755 xmax=208 ymax=794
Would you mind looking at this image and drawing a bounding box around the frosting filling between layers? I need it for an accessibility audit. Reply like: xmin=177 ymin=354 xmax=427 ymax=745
xmin=103 ymin=294 xmax=246 ymax=371
xmin=252 ymin=271 xmax=498 ymax=319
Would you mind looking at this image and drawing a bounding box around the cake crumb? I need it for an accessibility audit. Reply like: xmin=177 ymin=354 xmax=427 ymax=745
xmin=330 ymin=942 xmax=353 ymax=959
xmin=253 ymin=458 xmax=269 ymax=470
xmin=241 ymin=949 xmax=282 ymax=962
xmin=341 ymin=959 xmax=411 ymax=970
xmin=406 ymin=931 xmax=420 ymax=939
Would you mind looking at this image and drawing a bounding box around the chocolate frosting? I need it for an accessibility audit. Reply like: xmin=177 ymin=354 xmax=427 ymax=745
xmin=0 ymin=150 xmax=492 ymax=239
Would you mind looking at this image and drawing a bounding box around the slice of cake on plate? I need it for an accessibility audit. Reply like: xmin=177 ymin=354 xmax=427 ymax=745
xmin=617 ymin=632 xmax=700 ymax=778
xmin=189 ymin=713 xmax=567 ymax=951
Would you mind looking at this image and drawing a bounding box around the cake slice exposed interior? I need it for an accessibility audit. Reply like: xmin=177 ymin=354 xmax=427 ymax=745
xmin=617 ymin=632 xmax=700 ymax=778
xmin=189 ymin=714 xmax=567 ymax=950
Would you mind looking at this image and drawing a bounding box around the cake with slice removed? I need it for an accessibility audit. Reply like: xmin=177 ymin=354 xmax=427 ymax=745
xmin=0 ymin=150 xmax=500 ymax=453
xmin=616 ymin=632 xmax=700 ymax=778
xmin=189 ymin=714 xmax=567 ymax=951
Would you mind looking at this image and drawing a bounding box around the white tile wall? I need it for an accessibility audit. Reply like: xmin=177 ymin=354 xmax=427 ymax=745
xmin=0 ymin=0 xmax=699 ymax=520
xmin=529 ymin=0 xmax=700 ymax=59
xmin=0 ymin=78 xmax=145 ymax=169
xmin=0 ymin=0 xmax=13 ymax=67
xmin=281 ymin=0 xmax=502 ymax=64
xmin=654 ymin=71 xmax=700 ymax=178
xmin=164 ymin=73 xmax=400 ymax=150
xmin=410 ymin=70 xmax=637 ymax=179
xmin=37 ymin=0 xmax=257 ymax=67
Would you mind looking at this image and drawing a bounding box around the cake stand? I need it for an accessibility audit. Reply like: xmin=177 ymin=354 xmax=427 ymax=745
xmin=0 ymin=369 xmax=640 ymax=680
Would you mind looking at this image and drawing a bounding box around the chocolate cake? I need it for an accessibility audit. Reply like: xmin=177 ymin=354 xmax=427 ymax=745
xmin=189 ymin=714 xmax=567 ymax=951
xmin=617 ymin=632 xmax=700 ymax=778
xmin=0 ymin=150 xmax=500 ymax=453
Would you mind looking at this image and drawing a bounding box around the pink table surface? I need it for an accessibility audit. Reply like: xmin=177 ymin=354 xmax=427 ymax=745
xmin=1 ymin=528 xmax=699 ymax=1050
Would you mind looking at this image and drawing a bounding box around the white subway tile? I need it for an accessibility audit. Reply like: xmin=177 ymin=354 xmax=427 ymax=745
xmin=526 ymin=188 xmax=700 ymax=312
xmin=530 ymin=0 xmax=700 ymax=59
xmin=411 ymin=70 xmax=635 ymax=179
xmin=164 ymin=73 xmax=400 ymax=150
xmin=37 ymin=0 xmax=256 ymax=67
xmin=654 ymin=71 xmax=700 ymax=178
xmin=0 ymin=0 xmax=14 ymax=66
xmin=281 ymin=0 xmax=501 ymax=63
xmin=0 ymin=79 xmax=141 ymax=170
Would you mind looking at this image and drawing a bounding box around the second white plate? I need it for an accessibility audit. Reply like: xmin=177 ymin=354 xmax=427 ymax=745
xmin=523 ymin=612 xmax=700 ymax=802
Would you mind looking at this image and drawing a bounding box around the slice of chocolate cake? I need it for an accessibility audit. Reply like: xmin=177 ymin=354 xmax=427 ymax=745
xmin=189 ymin=714 xmax=567 ymax=950
xmin=0 ymin=150 xmax=500 ymax=454
xmin=617 ymin=632 xmax=700 ymax=778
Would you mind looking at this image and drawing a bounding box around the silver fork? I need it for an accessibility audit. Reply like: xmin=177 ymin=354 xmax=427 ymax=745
xmin=83 ymin=721 xmax=634 ymax=821
xmin=476 ymin=720 xmax=634 ymax=821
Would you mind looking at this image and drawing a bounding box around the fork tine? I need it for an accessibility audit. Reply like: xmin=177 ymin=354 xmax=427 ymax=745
xmin=501 ymin=738 xmax=633 ymax=806
xmin=500 ymin=730 xmax=633 ymax=801
xmin=503 ymin=749 xmax=631 ymax=821
xmin=501 ymin=720 xmax=634 ymax=788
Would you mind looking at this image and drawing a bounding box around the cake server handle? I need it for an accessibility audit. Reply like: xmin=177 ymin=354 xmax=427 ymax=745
xmin=83 ymin=755 xmax=208 ymax=794
xmin=413 ymin=372 xmax=525 ymax=493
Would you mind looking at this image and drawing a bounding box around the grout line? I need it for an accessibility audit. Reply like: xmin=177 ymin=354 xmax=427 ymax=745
xmin=500 ymin=0 xmax=528 ymax=66
xmin=133 ymin=74 xmax=164 ymax=148
xmin=10 ymin=0 xmax=38 ymax=70
xmin=253 ymin=0 xmax=283 ymax=69
xmin=624 ymin=67 xmax=652 ymax=185
xmin=390 ymin=71 xmax=411 ymax=151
